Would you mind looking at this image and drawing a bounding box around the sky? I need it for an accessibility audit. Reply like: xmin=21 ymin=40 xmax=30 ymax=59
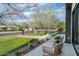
xmin=24 ymin=3 xmax=65 ymax=21
xmin=23 ymin=3 xmax=65 ymax=22
xmin=0 ymin=3 xmax=65 ymax=24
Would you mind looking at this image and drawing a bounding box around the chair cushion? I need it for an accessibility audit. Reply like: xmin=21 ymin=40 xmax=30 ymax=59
xmin=43 ymin=46 xmax=54 ymax=55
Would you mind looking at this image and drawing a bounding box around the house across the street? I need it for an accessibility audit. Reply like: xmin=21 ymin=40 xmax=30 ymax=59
xmin=0 ymin=25 xmax=18 ymax=31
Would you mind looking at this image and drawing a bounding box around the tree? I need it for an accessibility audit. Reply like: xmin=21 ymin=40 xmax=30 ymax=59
xmin=19 ymin=22 xmax=29 ymax=29
xmin=18 ymin=22 xmax=29 ymax=35
xmin=57 ymin=21 xmax=65 ymax=33
xmin=57 ymin=22 xmax=65 ymax=29
xmin=31 ymin=8 xmax=59 ymax=29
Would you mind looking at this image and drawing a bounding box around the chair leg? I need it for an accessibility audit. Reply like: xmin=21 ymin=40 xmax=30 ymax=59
xmin=43 ymin=52 xmax=48 ymax=56
xmin=43 ymin=52 xmax=45 ymax=56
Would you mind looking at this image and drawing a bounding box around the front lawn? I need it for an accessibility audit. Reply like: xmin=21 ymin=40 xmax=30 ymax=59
xmin=0 ymin=32 xmax=50 ymax=55
xmin=0 ymin=37 xmax=32 ymax=55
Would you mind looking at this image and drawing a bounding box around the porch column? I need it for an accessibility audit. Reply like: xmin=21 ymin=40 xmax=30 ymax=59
xmin=65 ymin=3 xmax=72 ymax=43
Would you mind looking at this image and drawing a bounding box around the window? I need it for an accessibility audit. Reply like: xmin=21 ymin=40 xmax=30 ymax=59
xmin=72 ymin=4 xmax=79 ymax=55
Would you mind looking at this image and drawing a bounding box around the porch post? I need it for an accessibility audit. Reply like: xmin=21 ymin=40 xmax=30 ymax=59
xmin=65 ymin=3 xmax=72 ymax=43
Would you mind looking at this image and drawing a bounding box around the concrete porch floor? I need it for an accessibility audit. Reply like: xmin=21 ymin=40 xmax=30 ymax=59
xmin=24 ymin=34 xmax=77 ymax=56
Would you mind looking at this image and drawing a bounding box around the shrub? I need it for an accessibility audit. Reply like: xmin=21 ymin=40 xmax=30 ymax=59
xmin=55 ymin=36 xmax=61 ymax=44
xmin=29 ymin=38 xmax=38 ymax=47
xmin=55 ymin=36 xmax=61 ymax=39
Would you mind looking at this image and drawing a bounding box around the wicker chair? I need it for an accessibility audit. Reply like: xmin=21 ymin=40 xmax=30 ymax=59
xmin=42 ymin=42 xmax=63 ymax=56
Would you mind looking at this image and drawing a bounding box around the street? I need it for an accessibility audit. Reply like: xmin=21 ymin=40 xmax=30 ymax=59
xmin=0 ymin=31 xmax=27 ymax=37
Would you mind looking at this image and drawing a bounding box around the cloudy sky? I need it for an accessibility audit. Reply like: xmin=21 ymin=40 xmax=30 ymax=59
xmin=24 ymin=3 xmax=65 ymax=21
xmin=0 ymin=3 xmax=65 ymax=24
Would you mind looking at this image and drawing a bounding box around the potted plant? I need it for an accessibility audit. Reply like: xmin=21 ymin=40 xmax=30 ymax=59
xmin=54 ymin=36 xmax=61 ymax=44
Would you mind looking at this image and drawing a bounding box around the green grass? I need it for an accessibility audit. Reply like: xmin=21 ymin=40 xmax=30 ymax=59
xmin=0 ymin=30 xmax=14 ymax=32
xmin=0 ymin=37 xmax=32 ymax=55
